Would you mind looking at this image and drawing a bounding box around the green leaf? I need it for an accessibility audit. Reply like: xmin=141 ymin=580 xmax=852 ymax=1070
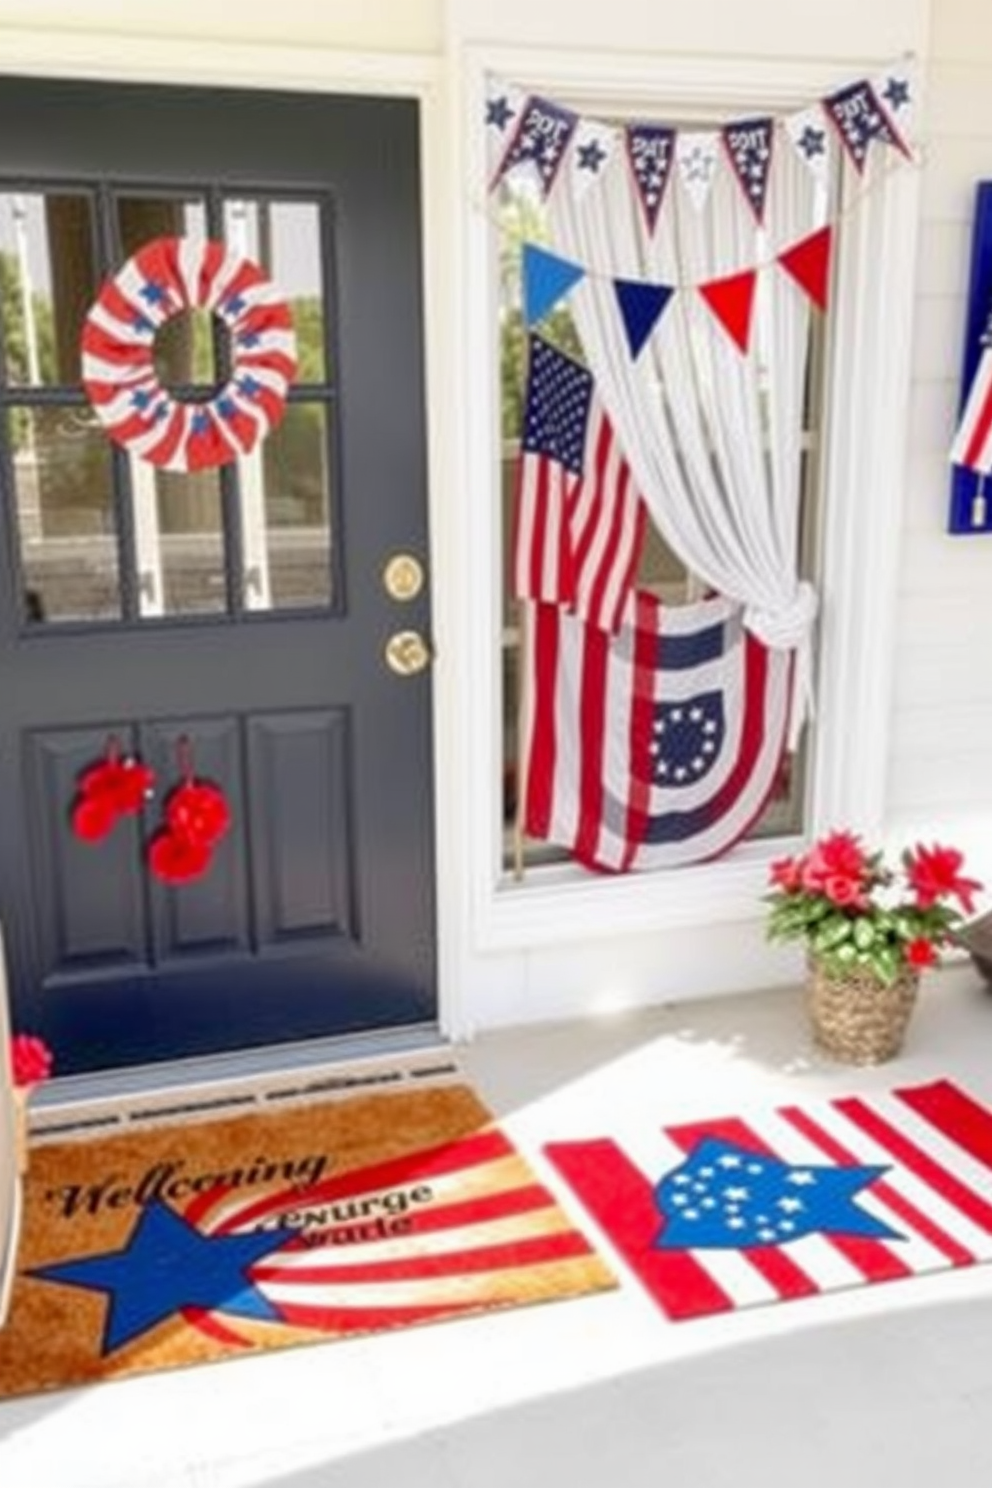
xmin=812 ymin=916 xmax=852 ymax=953
xmin=852 ymin=918 xmax=875 ymax=951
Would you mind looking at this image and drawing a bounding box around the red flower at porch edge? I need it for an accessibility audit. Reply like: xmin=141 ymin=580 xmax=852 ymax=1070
xmin=904 ymin=844 xmax=983 ymax=915
xmin=11 ymin=1033 xmax=54 ymax=1089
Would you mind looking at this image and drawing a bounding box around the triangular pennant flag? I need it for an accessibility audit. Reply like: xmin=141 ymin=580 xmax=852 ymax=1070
xmin=777 ymin=226 xmax=833 ymax=311
xmin=522 ymin=244 xmax=585 ymax=326
xmin=569 ymin=117 xmax=618 ymax=202
xmin=872 ymin=61 xmax=918 ymax=155
xmin=625 ymin=124 xmax=676 ymax=235
xmin=784 ymin=105 xmax=833 ymax=189
xmin=613 ymin=279 xmax=674 ymax=359
xmin=823 ymin=79 xmax=912 ymax=174
xmin=675 ymin=131 xmax=720 ymax=214
xmin=493 ymin=94 xmax=579 ymax=198
xmin=698 ymin=269 xmax=758 ymax=354
xmin=485 ymin=76 xmax=526 ymax=180
xmin=721 ymin=116 xmax=775 ymax=224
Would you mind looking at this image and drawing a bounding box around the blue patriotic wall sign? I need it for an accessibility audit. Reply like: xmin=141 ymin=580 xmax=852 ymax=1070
xmin=522 ymin=589 xmax=792 ymax=871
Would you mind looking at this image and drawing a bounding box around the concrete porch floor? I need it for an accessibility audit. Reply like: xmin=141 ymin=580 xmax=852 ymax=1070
xmin=2 ymin=963 xmax=992 ymax=1488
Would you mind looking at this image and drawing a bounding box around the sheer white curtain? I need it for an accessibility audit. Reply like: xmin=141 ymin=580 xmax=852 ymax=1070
xmin=548 ymin=136 xmax=827 ymax=746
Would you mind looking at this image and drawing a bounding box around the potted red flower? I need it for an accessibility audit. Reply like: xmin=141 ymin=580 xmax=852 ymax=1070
xmin=765 ymin=832 xmax=982 ymax=1064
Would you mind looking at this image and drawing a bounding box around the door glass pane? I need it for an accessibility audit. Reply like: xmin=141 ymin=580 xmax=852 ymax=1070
xmin=12 ymin=407 xmax=121 ymax=623
xmin=223 ymin=198 xmax=327 ymax=383
xmin=0 ymin=191 xmax=97 ymax=387
xmin=116 ymin=196 xmax=215 ymax=385
xmin=130 ymin=459 xmax=227 ymax=619
xmin=245 ymin=402 xmax=332 ymax=610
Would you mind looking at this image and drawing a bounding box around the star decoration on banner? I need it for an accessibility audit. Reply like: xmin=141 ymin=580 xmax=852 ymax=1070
xmin=653 ymin=1137 xmax=900 ymax=1250
xmin=883 ymin=77 xmax=911 ymax=111
xmin=798 ymin=125 xmax=826 ymax=160
xmin=578 ymin=140 xmax=607 ymax=173
xmin=30 ymin=1200 xmax=291 ymax=1354
xmin=487 ymin=94 xmax=515 ymax=132
xmin=649 ymin=697 xmax=723 ymax=785
xmin=676 ymin=132 xmax=720 ymax=214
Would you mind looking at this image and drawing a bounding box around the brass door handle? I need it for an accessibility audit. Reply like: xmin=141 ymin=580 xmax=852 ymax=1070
xmin=385 ymin=629 xmax=432 ymax=676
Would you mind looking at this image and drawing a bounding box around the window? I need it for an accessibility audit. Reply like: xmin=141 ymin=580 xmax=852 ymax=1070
xmin=496 ymin=118 xmax=831 ymax=872
xmin=0 ymin=185 xmax=336 ymax=627
xmin=462 ymin=50 xmax=921 ymax=948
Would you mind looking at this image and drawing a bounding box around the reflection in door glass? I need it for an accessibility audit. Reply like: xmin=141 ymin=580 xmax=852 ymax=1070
xmin=11 ymin=407 xmax=121 ymax=623
xmin=0 ymin=192 xmax=97 ymax=387
xmin=223 ymin=199 xmax=327 ymax=382
xmin=116 ymin=196 xmax=214 ymax=385
xmin=250 ymin=402 xmax=332 ymax=610
xmin=132 ymin=459 xmax=227 ymax=618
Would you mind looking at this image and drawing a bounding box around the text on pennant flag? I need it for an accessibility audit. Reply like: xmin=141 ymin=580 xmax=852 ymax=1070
xmin=721 ymin=116 xmax=775 ymax=225
xmin=493 ymin=94 xmax=579 ymax=197
xmin=823 ymin=79 xmax=910 ymax=174
xmin=625 ymin=125 xmax=676 ymax=236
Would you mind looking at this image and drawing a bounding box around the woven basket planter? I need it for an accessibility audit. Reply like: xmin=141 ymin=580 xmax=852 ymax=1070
xmin=807 ymin=958 xmax=919 ymax=1065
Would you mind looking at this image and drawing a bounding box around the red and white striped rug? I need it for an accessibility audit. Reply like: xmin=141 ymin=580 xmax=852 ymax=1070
xmin=546 ymin=1078 xmax=992 ymax=1321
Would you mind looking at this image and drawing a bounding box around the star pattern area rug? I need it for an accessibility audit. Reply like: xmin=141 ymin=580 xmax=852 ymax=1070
xmin=0 ymin=1072 xmax=614 ymax=1398
xmin=545 ymin=1078 xmax=992 ymax=1321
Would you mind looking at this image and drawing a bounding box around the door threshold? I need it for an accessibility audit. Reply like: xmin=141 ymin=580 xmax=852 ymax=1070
xmin=29 ymin=1026 xmax=454 ymax=1133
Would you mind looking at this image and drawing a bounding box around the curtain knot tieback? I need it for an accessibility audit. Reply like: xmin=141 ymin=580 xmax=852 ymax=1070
xmin=743 ymin=581 xmax=818 ymax=653
xmin=744 ymin=583 xmax=818 ymax=752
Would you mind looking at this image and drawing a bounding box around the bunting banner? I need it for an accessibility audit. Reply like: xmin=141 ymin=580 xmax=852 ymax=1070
xmin=721 ymin=117 xmax=775 ymax=225
xmin=625 ymin=124 xmax=676 ymax=236
xmin=487 ymin=61 xmax=919 ymax=222
xmin=521 ymin=590 xmax=791 ymax=871
xmin=519 ymin=232 xmax=829 ymax=360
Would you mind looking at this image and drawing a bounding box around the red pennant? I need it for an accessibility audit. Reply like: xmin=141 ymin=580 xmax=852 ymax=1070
xmin=778 ymin=226 xmax=833 ymax=312
xmin=698 ymin=270 xmax=757 ymax=354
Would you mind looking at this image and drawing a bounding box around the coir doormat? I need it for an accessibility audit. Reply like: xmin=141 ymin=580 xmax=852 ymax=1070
xmin=545 ymin=1078 xmax=992 ymax=1321
xmin=0 ymin=1071 xmax=614 ymax=1398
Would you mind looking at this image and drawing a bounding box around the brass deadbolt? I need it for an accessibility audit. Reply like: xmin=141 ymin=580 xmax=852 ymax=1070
xmin=383 ymin=553 xmax=425 ymax=602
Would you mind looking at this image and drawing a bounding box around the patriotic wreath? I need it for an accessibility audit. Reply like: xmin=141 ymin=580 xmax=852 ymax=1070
xmin=81 ymin=235 xmax=297 ymax=473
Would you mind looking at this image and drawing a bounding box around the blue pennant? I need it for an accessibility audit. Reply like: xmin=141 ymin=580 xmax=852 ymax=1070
xmin=30 ymin=1200 xmax=291 ymax=1353
xmin=522 ymin=244 xmax=585 ymax=327
xmin=653 ymin=1136 xmax=901 ymax=1251
xmin=613 ymin=279 xmax=673 ymax=359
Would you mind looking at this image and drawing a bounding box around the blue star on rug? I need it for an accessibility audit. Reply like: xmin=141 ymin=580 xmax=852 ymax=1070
xmin=30 ymin=1200 xmax=290 ymax=1353
xmin=653 ymin=1136 xmax=901 ymax=1250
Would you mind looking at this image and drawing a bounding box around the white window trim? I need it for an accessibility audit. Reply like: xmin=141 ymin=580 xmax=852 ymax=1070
xmin=453 ymin=43 xmax=922 ymax=953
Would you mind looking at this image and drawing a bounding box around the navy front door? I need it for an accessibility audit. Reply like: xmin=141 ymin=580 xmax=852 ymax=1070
xmin=0 ymin=77 xmax=437 ymax=1076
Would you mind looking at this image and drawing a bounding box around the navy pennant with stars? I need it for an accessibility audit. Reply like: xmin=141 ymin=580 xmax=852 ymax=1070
xmin=625 ymin=124 xmax=676 ymax=236
xmin=824 ymin=79 xmax=911 ymax=174
xmin=492 ymin=94 xmax=579 ymax=198
xmin=653 ymin=1137 xmax=901 ymax=1251
xmin=721 ymin=116 xmax=775 ymax=225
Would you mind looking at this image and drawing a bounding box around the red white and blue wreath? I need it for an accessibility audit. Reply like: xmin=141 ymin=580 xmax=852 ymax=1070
xmin=81 ymin=235 xmax=297 ymax=472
